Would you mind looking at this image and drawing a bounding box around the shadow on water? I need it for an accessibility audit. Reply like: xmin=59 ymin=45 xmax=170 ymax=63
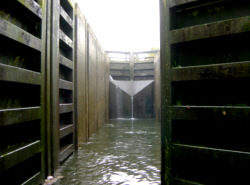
xmin=55 ymin=119 xmax=161 ymax=185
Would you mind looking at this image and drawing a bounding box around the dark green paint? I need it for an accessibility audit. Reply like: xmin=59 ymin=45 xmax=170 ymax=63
xmin=161 ymin=0 xmax=250 ymax=184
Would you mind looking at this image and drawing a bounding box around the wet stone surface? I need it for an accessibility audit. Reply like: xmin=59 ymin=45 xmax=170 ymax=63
xmin=55 ymin=119 xmax=161 ymax=185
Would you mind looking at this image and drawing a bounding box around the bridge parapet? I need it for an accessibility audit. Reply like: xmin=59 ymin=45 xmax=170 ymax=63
xmin=107 ymin=50 xmax=159 ymax=81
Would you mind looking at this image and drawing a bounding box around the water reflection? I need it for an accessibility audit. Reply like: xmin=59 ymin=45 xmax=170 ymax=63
xmin=56 ymin=119 xmax=161 ymax=185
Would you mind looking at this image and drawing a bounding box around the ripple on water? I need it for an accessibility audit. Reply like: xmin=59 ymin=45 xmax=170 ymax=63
xmin=57 ymin=119 xmax=161 ymax=184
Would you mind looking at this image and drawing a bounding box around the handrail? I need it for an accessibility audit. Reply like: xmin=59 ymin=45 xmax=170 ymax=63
xmin=106 ymin=50 xmax=159 ymax=54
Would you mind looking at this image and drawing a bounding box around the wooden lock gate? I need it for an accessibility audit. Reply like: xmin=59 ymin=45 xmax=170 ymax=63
xmin=160 ymin=0 xmax=250 ymax=184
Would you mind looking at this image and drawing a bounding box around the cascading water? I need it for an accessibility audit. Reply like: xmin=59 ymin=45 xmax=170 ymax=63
xmin=131 ymin=96 xmax=134 ymax=119
xmin=110 ymin=75 xmax=154 ymax=119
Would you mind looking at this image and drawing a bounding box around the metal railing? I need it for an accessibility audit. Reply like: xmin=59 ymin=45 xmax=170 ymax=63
xmin=106 ymin=50 xmax=159 ymax=63
xmin=107 ymin=50 xmax=159 ymax=81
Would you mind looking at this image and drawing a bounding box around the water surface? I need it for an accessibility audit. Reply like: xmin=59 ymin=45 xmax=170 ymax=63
xmin=56 ymin=119 xmax=161 ymax=185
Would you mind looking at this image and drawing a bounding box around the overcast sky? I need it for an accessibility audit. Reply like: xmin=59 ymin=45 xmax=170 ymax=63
xmin=76 ymin=0 xmax=160 ymax=52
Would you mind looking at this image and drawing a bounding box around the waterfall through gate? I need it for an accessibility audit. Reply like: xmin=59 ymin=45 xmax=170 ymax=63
xmin=110 ymin=76 xmax=154 ymax=119
xmin=131 ymin=96 xmax=134 ymax=119
xmin=108 ymin=51 xmax=159 ymax=119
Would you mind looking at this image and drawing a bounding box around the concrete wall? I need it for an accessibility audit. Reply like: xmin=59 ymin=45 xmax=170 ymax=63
xmin=75 ymin=4 xmax=88 ymax=146
xmin=154 ymin=52 xmax=161 ymax=121
xmin=87 ymin=25 xmax=109 ymax=137
xmin=0 ymin=0 xmax=109 ymax=183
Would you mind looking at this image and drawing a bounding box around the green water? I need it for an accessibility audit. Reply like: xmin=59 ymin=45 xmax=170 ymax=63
xmin=56 ymin=119 xmax=161 ymax=185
